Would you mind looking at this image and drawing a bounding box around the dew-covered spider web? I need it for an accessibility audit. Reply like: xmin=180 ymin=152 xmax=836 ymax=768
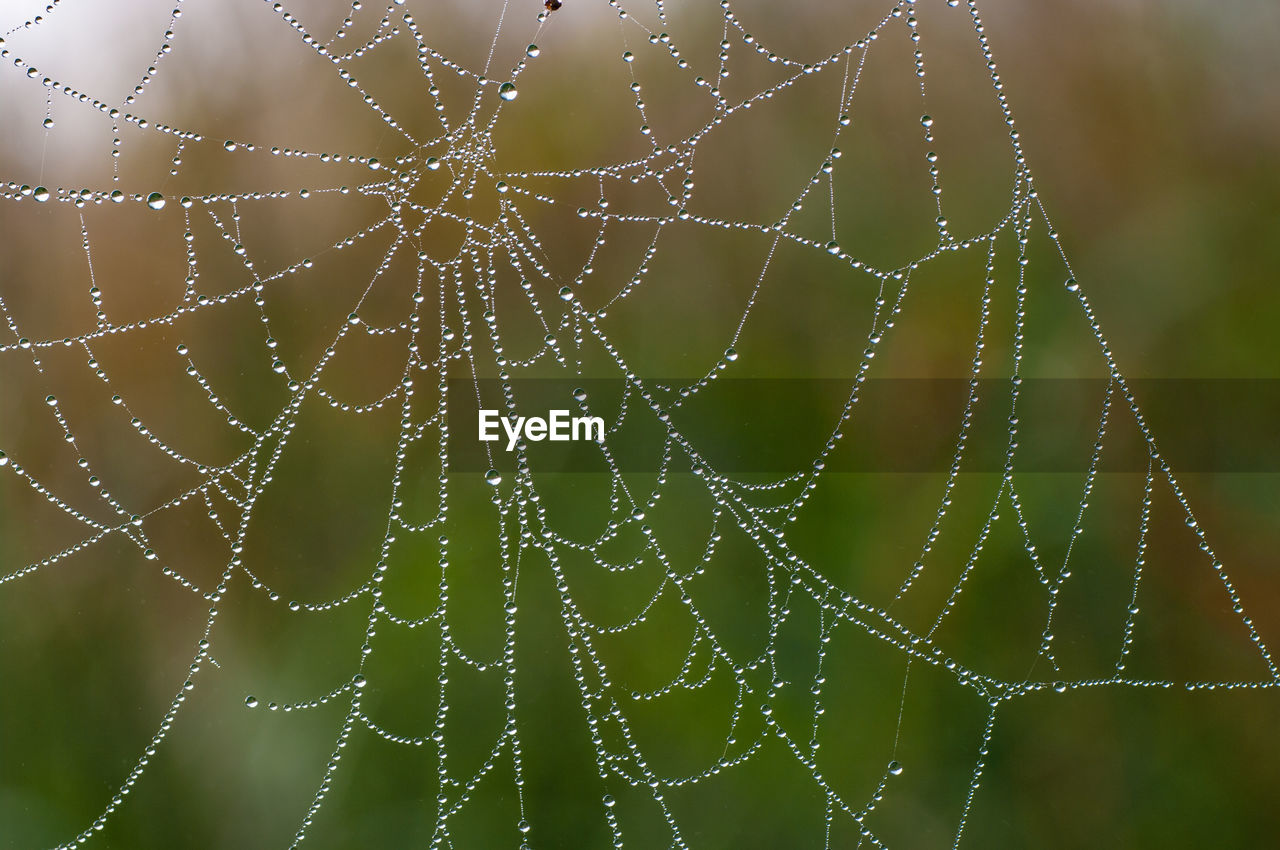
xmin=1 ymin=0 xmax=1277 ymax=847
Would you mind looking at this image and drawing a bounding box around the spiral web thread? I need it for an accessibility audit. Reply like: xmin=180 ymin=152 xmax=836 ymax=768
xmin=0 ymin=0 xmax=1274 ymax=847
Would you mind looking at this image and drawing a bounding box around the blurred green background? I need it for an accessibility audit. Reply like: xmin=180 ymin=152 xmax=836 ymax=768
xmin=1 ymin=0 xmax=1278 ymax=847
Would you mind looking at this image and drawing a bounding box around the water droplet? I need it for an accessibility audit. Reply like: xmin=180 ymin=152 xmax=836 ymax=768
xmin=724 ymin=347 xmax=738 ymax=362
xmin=920 ymin=114 xmax=934 ymax=128
xmin=485 ymin=469 xmax=502 ymax=486
xmin=1065 ymin=278 xmax=1080 ymax=292
xmin=518 ymin=820 xmax=531 ymax=835
xmin=558 ymin=286 xmax=575 ymax=301
xmin=603 ymin=794 xmax=616 ymax=807
xmin=426 ymin=156 xmax=441 ymax=170
xmin=110 ymin=190 xmax=124 ymax=203
xmin=146 ymin=192 xmax=166 ymax=210
xmin=1053 ymin=681 xmax=1068 ymax=693
xmin=352 ymin=674 xmax=367 ymax=689
xmin=33 ymin=186 xmax=50 ymax=203
xmin=526 ymin=44 xmax=540 ymax=58
xmin=245 ymin=695 xmax=259 ymax=708
xmin=224 ymin=140 xmax=237 ymax=152
xmin=42 ymin=117 xmax=54 ymax=129
xmin=498 ymin=82 xmax=518 ymax=101
xmin=888 ymin=760 xmax=904 ymax=776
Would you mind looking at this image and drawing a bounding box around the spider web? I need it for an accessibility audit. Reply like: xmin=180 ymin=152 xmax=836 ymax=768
xmin=0 ymin=0 xmax=1275 ymax=847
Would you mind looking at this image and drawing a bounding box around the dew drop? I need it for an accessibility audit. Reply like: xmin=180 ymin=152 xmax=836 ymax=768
xmin=42 ymin=117 xmax=55 ymax=129
xmin=888 ymin=760 xmax=904 ymax=776
xmin=33 ymin=186 xmax=50 ymax=203
xmin=245 ymin=695 xmax=259 ymax=708
xmin=526 ymin=44 xmax=540 ymax=58
xmin=110 ymin=190 xmax=124 ymax=203
xmin=558 ymin=286 xmax=575 ymax=301
xmin=485 ymin=469 xmax=502 ymax=486
xmin=146 ymin=192 xmax=166 ymax=210
xmin=920 ymin=114 xmax=934 ymax=128
xmin=224 ymin=140 xmax=237 ymax=152
xmin=724 ymin=347 xmax=738 ymax=362
xmin=1053 ymin=681 xmax=1068 ymax=693
xmin=498 ymin=82 xmax=518 ymax=101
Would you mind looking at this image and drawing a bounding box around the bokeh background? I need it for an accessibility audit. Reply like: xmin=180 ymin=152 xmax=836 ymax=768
xmin=1 ymin=0 xmax=1278 ymax=847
